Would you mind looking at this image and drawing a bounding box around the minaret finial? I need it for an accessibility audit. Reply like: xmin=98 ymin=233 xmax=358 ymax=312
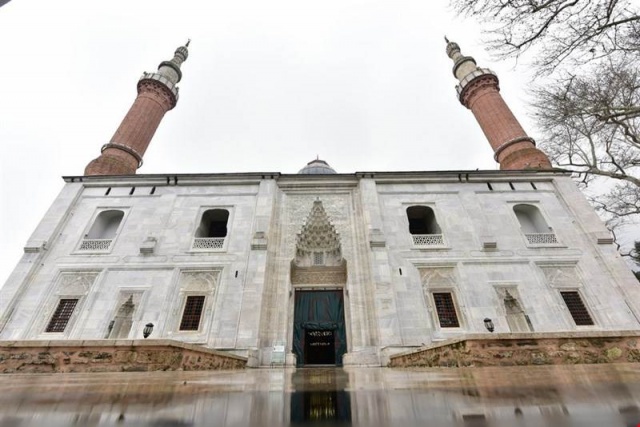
xmin=445 ymin=37 xmax=475 ymax=77
xmin=154 ymin=42 xmax=190 ymax=84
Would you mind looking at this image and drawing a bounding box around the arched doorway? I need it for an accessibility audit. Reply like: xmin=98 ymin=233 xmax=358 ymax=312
xmin=290 ymin=200 xmax=348 ymax=366
xmin=293 ymin=289 xmax=346 ymax=365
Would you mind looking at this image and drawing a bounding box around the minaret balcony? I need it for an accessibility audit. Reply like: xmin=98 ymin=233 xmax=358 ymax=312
xmin=139 ymin=72 xmax=179 ymax=99
xmin=192 ymin=237 xmax=225 ymax=250
xmin=455 ymin=68 xmax=498 ymax=98
xmin=78 ymin=239 xmax=113 ymax=252
xmin=412 ymin=234 xmax=445 ymax=246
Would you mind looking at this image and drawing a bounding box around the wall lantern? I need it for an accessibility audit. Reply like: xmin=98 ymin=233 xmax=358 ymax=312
xmin=484 ymin=318 xmax=495 ymax=333
xmin=143 ymin=323 xmax=154 ymax=339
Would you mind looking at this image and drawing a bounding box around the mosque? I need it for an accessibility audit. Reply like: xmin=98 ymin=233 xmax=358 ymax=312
xmin=1 ymin=39 xmax=639 ymax=369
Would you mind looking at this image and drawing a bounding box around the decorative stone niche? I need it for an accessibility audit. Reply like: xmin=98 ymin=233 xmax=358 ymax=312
xmin=291 ymin=200 xmax=347 ymax=286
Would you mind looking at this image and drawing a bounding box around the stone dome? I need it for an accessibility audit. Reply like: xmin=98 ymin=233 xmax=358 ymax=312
xmin=298 ymin=159 xmax=337 ymax=175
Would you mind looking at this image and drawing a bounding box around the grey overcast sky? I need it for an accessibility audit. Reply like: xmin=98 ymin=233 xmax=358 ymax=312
xmin=0 ymin=0 xmax=541 ymax=286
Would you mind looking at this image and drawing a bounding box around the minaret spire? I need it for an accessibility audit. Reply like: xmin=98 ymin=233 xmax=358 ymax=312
xmin=445 ymin=39 xmax=551 ymax=170
xmin=84 ymin=42 xmax=190 ymax=175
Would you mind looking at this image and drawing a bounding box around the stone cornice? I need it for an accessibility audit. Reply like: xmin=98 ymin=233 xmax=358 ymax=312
xmin=64 ymin=169 xmax=571 ymax=185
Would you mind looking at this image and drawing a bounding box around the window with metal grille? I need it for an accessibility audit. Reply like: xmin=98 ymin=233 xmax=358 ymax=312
xmin=45 ymin=299 xmax=79 ymax=332
xmin=179 ymin=295 xmax=205 ymax=331
xmin=433 ymin=292 xmax=460 ymax=328
xmin=560 ymin=291 xmax=594 ymax=326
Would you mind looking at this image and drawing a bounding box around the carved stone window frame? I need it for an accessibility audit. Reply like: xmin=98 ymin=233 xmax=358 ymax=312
xmin=506 ymin=200 xmax=563 ymax=248
xmin=188 ymin=206 xmax=234 ymax=253
xmin=536 ymin=262 xmax=599 ymax=328
xmin=177 ymin=293 xmax=208 ymax=332
xmin=73 ymin=206 xmax=130 ymax=254
xmin=168 ymin=269 xmax=221 ymax=342
xmin=429 ymin=290 xmax=463 ymax=330
xmin=32 ymin=271 xmax=100 ymax=338
xmin=45 ymin=298 xmax=80 ymax=333
xmin=419 ymin=266 xmax=464 ymax=332
xmin=554 ymin=288 xmax=597 ymax=328
xmin=41 ymin=295 xmax=84 ymax=337
xmin=402 ymin=202 xmax=448 ymax=250
xmin=558 ymin=289 xmax=596 ymax=327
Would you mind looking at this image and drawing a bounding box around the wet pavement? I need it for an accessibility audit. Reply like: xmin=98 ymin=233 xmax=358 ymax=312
xmin=1 ymin=364 xmax=640 ymax=426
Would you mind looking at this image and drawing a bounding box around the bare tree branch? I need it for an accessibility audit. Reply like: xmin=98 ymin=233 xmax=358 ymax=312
xmin=451 ymin=0 xmax=639 ymax=74
xmin=450 ymin=0 xmax=640 ymax=262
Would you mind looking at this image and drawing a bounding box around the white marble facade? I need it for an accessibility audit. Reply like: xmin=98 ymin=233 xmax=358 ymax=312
xmin=1 ymin=170 xmax=639 ymax=366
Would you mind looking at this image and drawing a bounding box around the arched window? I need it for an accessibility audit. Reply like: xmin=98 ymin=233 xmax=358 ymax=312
xmin=513 ymin=204 xmax=558 ymax=245
xmin=79 ymin=209 xmax=125 ymax=251
xmin=86 ymin=210 xmax=124 ymax=239
xmin=513 ymin=204 xmax=549 ymax=233
xmin=407 ymin=206 xmax=444 ymax=246
xmin=193 ymin=209 xmax=229 ymax=249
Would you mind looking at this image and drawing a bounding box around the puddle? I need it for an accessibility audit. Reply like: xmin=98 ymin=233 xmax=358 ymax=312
xmin=0 ymin=364 xmax=640 ymax=426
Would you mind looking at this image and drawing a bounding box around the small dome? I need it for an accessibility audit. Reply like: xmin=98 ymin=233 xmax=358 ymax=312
xmin=298 ymin=159 xmax=337 ymax=175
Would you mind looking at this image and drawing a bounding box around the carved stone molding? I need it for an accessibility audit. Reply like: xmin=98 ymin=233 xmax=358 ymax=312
xmin=56 ymin=272 xmax=100 ymax=296
xmin=284 ymin=194 xmax=351 ymax=258
xmin=540 ymin=266 xmax=580 ymax=288
xmin=285 ymin=195 xmax=351 ymax=289
xmin=419 ymin=267 xmax=457 ymax=290
xmin=292 ymin=199 xmax=346 ymax=270
xmin=32 ymin=272 xmax=99 ymax=337
xmin=179 ymin=270 xmax=220 ymax=293
xmin=291 ymin=263 xmax=347 ymax=285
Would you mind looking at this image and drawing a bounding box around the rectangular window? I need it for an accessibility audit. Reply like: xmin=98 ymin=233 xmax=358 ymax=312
xmin=313 ymin=252 xmax=324 ymax=266
xmin=179 ymin=295 xmax=206 ymax=331
xmin=45 ymin=299 xmax=79 ymax=332
xmin=560 ymin=291 xmax=594 ymax=326
xmin=433 ymin=292 xmax=460 ymax=328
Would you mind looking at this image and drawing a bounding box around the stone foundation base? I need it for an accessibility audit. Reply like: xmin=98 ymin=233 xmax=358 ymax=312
xmin=388 ymin=331 xmax=640 ymax=368
xmin=0 ymin=339 xmax=247 ymax=373
xmin=342 ymin=347 xmax=380 ymax=367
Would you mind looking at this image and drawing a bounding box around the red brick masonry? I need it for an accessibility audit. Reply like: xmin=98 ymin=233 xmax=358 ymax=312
xmin=84 ymin=79 xmax=176 ymax=176
xmin=460 ymin=74 xmax=552 ymax=171
xmin=0 ymin=339 xmax=247 ymax=373
xmin=388 ymin=331 xmax=640 ymax=368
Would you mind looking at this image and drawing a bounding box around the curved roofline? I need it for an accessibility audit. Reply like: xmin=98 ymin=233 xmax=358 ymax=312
xmin=298 ymin=158 xmax=337 ymax=174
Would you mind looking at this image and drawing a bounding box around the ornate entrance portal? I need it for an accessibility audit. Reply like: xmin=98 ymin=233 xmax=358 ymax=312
xmin=293 ymin=290 xmax=346 ymax=366
xmin=290 ymin=200 xmax=348 ymax=367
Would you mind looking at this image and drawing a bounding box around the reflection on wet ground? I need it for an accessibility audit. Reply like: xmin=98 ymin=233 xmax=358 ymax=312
xmin=2 ymin=364 xmax=640 ymax=426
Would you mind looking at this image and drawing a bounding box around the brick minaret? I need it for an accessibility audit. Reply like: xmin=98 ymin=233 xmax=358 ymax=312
xmin=84 ymin=42 xmax=190 ymax=175
xmin=445 ymin=38 xmax=551 ymax=170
